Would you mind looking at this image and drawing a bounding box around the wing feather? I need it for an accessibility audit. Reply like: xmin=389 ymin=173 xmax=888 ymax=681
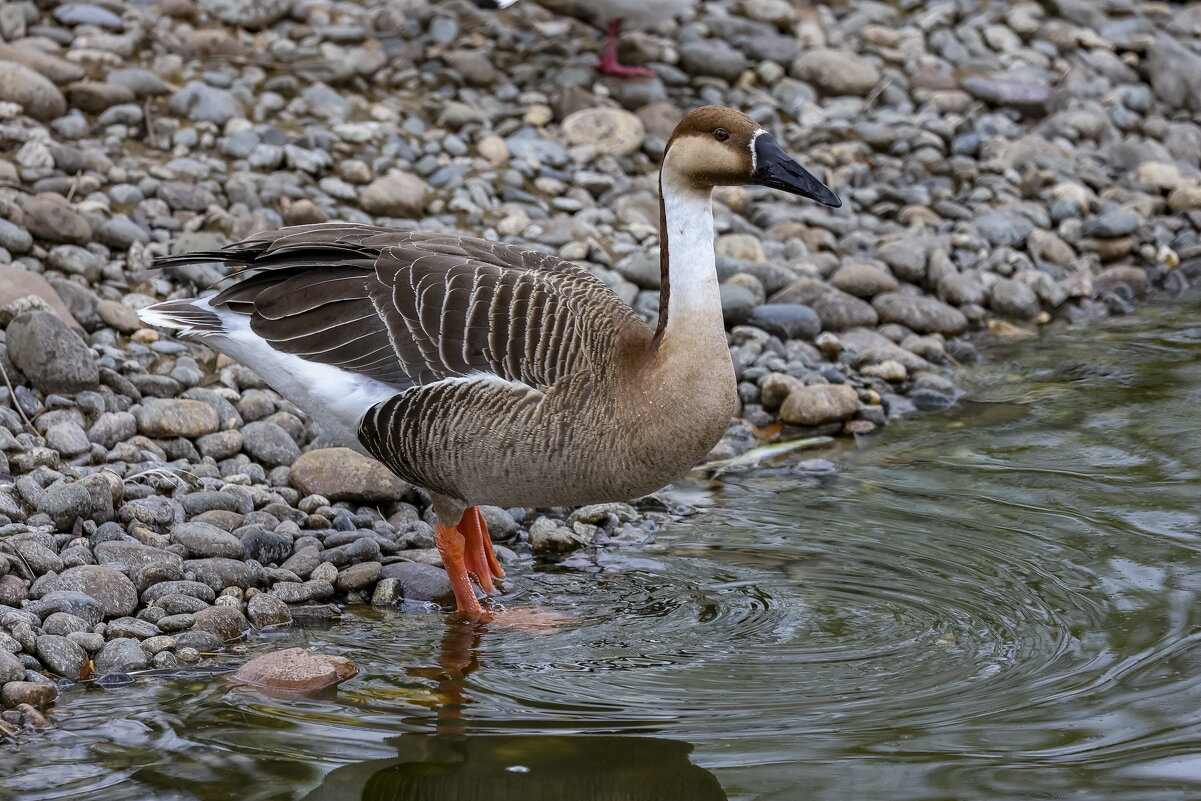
xmin=156 ymin=222 xmax=644 ymax=396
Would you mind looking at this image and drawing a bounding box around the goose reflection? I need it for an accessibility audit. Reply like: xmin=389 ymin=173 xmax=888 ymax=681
xmin=302 ymin=620 xmax=727 ymax=801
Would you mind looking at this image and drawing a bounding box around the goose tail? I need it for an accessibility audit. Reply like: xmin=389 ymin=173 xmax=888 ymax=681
xmin=138 ymin=296 xmax=227 ymax=339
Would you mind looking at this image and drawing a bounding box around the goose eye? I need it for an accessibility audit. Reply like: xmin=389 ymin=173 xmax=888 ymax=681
xmin=714 ymin=128 xmax=730 ymax=142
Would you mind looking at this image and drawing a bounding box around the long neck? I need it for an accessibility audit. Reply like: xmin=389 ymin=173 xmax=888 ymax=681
xmin=653 ymin=171 xmax=720 ymax=348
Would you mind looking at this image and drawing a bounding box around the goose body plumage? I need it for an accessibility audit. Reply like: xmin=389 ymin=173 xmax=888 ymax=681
xmin=145 ymin=225 xmax=733 ymax=523
xmin=141 ymin=105 xmax=841 ymax=619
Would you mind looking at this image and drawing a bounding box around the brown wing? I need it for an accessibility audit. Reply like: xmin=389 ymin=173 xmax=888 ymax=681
xmin=157 ymin=223 xmax=645 ymax=392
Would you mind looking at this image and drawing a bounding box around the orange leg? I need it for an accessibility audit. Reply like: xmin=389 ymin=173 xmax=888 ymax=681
xmin=460 ymin=510 xmax=496 ymax=596
xmin=462 ymin=507 xmax=505 ymax=583
xmin=435 ymin=522 xmax=491 ymax=622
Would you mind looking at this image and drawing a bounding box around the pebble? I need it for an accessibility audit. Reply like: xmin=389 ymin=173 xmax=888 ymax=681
xmin=779 ymin=385 xmax=859 ymax=426
xmin=0 ymin=62 xmax=66 ymax=121
xmin=792 ymin=49 xmax=881 ymax=96
xmin=169 ymin=81 xmax=242 ymax=124
xmin=360 ymin=172 xmax=429 ymax=218
xmin=288 ymin=448 xmax=409 ymax=502
xmin=170 ymin=522 xmax=246 ymax=560
xmin=989 ymin=278 xmax=1042 ymax=319
xmin=138 ymin=399 xmax=219 ymax=438
xmin=562 ymin=108 xmax=646 ymax=156
xmin=872 ymin=294 xmax=968 ymax=336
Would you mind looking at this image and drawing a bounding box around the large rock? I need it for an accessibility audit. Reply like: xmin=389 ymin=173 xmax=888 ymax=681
xmin=95 ymin=541 xmax=183 ymax=572
xmin=198 ymin=0 xmax=291 ymax=28
xmin=193 ymin=606 xmax=250 ymax=641
xmin=562 ymin=108 xmax=645 ymax=156
xmin=37 ymin=565 xmax=138 ymax=618
xmin=769 ymin=279 xmax=878 ymax=331
xmin=247 ymin=593 xmax=292 ymax=628
xmin=871 ymin=293 xmax=968 ymax=335
xmin=360 ymin=171 xmax=429 ymax=218
xmin=830 ymin=262 xmax=900 ymax=298
xmin=240 ymin=421 xmax=300 ymax=466
xmin=1 ymin=681 xmax=57 ymax=709
xmin=170 ymin=522 xmax=245 ymax=559
xmin=231 ymin=647 xmax=357 ymax=693
xmin=0 ymin=265 xmax=84 ymax=333
xmin=35 ymin=635 xmax=88 ymax=679
xmin=0 ymin=61 xmax=66 ymax=120
xmin=89 ymin=411 xmax=137 ymax=448
xmin=169 ymin=81 xmax=242 ymax=124
xmin=138 ymin=398 xmax=219 ymax=438
xmin=0 ymin=650 xmax=24 ymax=683
xmin=36 ymin=478 xmax=115 ymax=530
xmin=6 ymin=311 xmax=98 ymax=394
xmin=19 ymin=194 xmax=92 ymax=245
xmin=792 ymin=49 xmax=880 ymax=96
xmin=183 ymin=558 xmax=257 ymax=591
xmin=988 ymin=278 xmax=1041 ymax=319
xmin=1148 ymin=35 xmax=1201 ymax=113
xmin=93 ymin=638 xmax=150 ymax=675
xmin=24 ymin=590 xmax=104 ymax=626
xmin=379 ymin=562 xmax=453 ymax=603
xmin=779 ymin=384 xmax=859 ymax=426
xmin=0 ymin=45 xmax=85 ymax=84
xmin=290 ymin=448 xmax=409 ymax=502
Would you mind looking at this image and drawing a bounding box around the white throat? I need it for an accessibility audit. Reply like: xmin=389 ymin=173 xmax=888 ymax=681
xmin=659 ymin=171 xmax=717 ymax=331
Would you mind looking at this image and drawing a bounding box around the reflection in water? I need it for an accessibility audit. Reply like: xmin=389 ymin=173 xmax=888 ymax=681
xmin=302 ymin=735 xmax=726 ymax=801
xmin=322 ymin=622 xmax=728 ymax=801
xmin=1 ymin=293 xmax=1200 ymax=801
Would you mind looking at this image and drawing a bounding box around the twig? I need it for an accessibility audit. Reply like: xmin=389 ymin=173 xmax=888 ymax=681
xmin=65 ymin=170 xmax=82 ymax=203
xmin=0 ymin=355 xmax=34 ymax=434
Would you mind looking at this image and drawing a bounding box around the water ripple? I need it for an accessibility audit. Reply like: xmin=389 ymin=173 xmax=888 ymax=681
xmin=3 ymin=294 xmax=1201 ymax=800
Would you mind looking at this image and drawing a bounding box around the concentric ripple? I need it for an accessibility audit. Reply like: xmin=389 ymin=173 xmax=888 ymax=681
xmin=3 ymin=292 xmax=1201 ymax=801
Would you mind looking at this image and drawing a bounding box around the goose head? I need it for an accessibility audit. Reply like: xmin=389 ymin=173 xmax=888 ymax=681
xmin=663 ymin=106 xmax=841 ymax=207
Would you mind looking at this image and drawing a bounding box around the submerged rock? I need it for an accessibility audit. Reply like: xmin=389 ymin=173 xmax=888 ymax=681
xmin=231 ymin=647 xmax=357 ymax=693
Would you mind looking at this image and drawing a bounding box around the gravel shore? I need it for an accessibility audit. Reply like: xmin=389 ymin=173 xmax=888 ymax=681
xmin=0 ymin=0 xmax=1199 ymax=731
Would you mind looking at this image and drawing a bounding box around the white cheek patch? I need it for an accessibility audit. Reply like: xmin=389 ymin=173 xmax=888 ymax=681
xmin=749 ymin=129 xmax=766 ymax=171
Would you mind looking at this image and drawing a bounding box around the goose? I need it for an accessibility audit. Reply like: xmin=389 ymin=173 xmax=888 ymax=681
xmin=473 ymin=0 xmax=696 ymax=77
xmin=139 ymin=106 xmax=841 ymax=622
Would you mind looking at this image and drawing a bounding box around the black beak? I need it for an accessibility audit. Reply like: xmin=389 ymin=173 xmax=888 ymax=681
xmin=752 ymin=133 xmax=841 ymax=208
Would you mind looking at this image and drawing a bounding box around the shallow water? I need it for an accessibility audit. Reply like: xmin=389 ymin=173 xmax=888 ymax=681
xmin=3 ymin=292 xmax=1201 ymax=801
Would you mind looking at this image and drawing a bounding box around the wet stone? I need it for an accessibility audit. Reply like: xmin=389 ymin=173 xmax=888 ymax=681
xmin=231 ymin=647 xmax=357 ymax=693
xmin=1 ymin=680 xmax=56 ymax=709
xmin=93 ymin=638 xmax=150 ymax=676
xmin=779 ymin=385 xmax=860 ymax=426
xmin=35 ymin=635 xmax=88 ymax=679
xmin=247 ymin=593 xmax=291 ymax=628
xmin=379 ymin=562 xmax=453 ymax=603
xmin=192 ymin=607 xmax=250 ymax=641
